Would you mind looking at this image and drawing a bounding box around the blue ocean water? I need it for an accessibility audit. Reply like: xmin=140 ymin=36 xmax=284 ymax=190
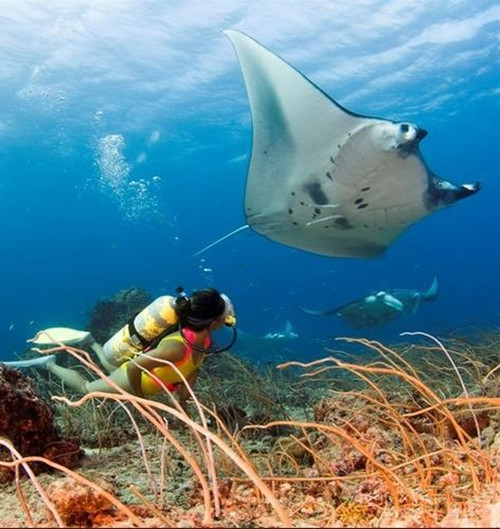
xmin=0 ymin=1 xmax=498 ymax=361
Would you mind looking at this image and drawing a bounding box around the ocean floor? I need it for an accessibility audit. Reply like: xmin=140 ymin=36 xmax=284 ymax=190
xmin=1 ymin=332 xmax=500 ymax=527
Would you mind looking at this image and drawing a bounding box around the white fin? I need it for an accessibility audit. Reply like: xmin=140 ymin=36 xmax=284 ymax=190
xmin=28 ymin=327 xmax=91 ymax=345
xmin=3 ymin=355 xmax=56 ymax=368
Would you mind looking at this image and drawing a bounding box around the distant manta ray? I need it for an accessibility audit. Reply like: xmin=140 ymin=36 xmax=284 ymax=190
xmin=195 ymin=31 xmax=480 ymax=258
xmin=237 ymin=321 xmax=299 ymax=342
xmin=263 ymin=320 xmax=299 ymax=340
xmin=301 ymin=277 xmax=439 ymax=328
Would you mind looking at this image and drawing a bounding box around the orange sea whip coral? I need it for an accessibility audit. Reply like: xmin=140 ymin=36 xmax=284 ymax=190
xmin=0 ymin=437 xmax=142 ymax=527
xmin=129 ymin=356 xmax=222 ymax=517
xmin=32 ymin=342 xmax=293 ymax=527
xmin=0 ymin=437 xmax=63 ymax=526
xmin=20 ymin=331 xmax=500 ymax=526
xmin=33 ymin=342 xmax=217 ymax=523
xmin=276 ymin=335 xmax=497 ymax=513
xmin=402 ymin=331 xmax=481 ymax=441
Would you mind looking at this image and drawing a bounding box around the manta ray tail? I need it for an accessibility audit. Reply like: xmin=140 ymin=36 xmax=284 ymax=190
xmin=423 ymin=276 xmax=439 ymax=301
xmin=193 ymin=225 xmax=250 ymax=257
xmin=284 ymin=320 xmax=299 ymax=338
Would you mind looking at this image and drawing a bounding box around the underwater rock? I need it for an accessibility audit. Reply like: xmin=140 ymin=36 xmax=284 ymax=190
xmin=0 ymin=363 xmax=81 ymax=482
xmin=86 ymin=287 xmax=152 ymax=344
xmin=46 ymin=476 xmax=114 ymax=526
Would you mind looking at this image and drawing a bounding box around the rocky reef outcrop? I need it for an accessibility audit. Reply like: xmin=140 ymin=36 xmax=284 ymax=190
xmin=0 ymin=363 xmax=81 ymax=482
xmin=86 ymin=287 xmax=152 ymax=344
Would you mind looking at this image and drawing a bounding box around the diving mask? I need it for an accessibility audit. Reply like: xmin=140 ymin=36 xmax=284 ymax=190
xmin=221 ymin=293 xmax=236 ymax=327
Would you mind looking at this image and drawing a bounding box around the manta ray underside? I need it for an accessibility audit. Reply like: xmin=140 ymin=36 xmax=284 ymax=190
xmin=224 ymin=30 xmax=480 ymax=258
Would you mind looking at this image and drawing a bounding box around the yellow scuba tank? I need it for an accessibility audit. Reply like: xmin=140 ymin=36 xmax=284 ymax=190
xmin=102 ymin=295 xmax=179 ymax=366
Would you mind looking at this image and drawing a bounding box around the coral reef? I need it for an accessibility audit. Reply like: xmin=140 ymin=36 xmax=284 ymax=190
xmin=1 ymin=326 xmax=500 ymax=527
xmin=86 ymin=287 xmax=152 ymax=344
xmin=0 ymin=364 xmax=81 ymax=482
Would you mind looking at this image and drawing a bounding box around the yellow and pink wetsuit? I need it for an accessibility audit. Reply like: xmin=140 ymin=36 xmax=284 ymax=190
xmin=121 ymin=329 xmax=209 ymax=396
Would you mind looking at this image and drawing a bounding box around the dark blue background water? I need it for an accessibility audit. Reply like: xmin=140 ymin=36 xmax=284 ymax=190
xmin=0 ymin=2 xmax=498 ymax=361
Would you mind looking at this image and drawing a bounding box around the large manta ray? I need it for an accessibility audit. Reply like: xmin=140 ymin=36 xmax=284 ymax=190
xmin=301 ymin=277 xmax=439 ymax=328
xmin=224 ymin=30 xmax=480 ymax=258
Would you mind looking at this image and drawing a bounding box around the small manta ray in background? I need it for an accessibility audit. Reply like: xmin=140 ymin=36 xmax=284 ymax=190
xmin=264 ymin=320 xmax=299 ymax=339
xmin=196 ymin=31 xmax=481 ymax=258
xmin=301 ymin=277 xmax=439 ymax=328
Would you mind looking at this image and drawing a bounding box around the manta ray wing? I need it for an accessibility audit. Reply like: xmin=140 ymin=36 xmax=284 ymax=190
xmin=300 ymin=296 xmax=395 ymax=328
xmin=335 ymin=297 xmax=403 ymax=328
xmin=301 ymin=276 xmax=439 ymax=328
xmin=225 ymin=30 xmax=480 ymax=258
xmin=301 ymin=293 xmax=406 ymax=328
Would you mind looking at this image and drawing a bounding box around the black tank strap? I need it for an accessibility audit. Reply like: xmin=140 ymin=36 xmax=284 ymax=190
xmin=127 ymin=312 xmax=151 ymax=348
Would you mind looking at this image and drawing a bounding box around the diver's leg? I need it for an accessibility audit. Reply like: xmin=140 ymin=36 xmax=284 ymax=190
xmin=84 ymin=366 xmax=134 ymax=394
xmin=46 ymin=361 xmax=134 ymax=395
xmin=87 ymin=339 xmax=118 ymax=374
xmin=45 ymin=362 xmax=89 ymax=393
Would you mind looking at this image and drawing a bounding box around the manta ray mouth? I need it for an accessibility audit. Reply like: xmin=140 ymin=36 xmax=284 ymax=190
xmin=426 ymin=178 xmax=482 ymax=209
xmin=416 ymin=128 xmax=428 ymax=140
xmin=398 ymin=128 xmax=428 ymax=155
xmin=462 ymin=182 xmax=482 ymax=194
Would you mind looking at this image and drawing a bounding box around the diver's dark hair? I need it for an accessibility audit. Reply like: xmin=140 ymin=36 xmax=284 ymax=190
xmin=175 ymin=287 xmax=226 ymax=331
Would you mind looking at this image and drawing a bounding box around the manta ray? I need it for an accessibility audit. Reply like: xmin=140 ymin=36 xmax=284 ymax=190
xmin=263 ymin=320 xmax=299 ymax=340
xmin=216 ymin=30 xmax=480 ymax=258
xmin=301 ymin=277 xmax=439 ymax=328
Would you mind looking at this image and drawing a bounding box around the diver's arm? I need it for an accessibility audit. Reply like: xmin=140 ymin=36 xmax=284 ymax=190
xmin=126 ymin=341 xmax=186 ymax=396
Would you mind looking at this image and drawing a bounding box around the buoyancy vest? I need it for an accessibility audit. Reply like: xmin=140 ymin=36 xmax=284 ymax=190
xmin=103 ymin=296 xmax=179 ymax=366
xmin=132 ymin=329 xmax=210 ymax=395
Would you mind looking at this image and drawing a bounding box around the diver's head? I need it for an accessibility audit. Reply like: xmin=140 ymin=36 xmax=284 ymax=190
xmin=175 ymin=287 xmax=236 ymax=331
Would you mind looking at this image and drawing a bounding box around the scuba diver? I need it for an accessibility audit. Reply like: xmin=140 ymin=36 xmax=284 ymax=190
xmin=36 ymin=287 xmax=237 ymax=406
